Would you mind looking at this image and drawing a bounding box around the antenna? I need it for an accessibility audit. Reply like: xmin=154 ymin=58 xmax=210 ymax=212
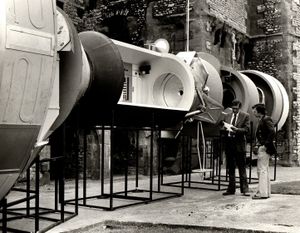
xmin=186 ymin=0 xmax=190 ymax=52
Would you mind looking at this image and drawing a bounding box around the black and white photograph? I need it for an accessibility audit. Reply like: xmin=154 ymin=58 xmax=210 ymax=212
xmin=0 ymin=0 xmax=299 ymax=232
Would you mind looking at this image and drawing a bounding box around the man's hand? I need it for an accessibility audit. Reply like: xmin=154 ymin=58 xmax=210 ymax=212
xmin=230 ymin=126 xmax=238 ymax=132
xmin=223 ymin=122 xmax=234 ymax=132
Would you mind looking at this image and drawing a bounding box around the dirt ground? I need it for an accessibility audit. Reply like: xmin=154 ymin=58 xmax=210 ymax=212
xmin=72 ymin=221 xmax=260 ymax=233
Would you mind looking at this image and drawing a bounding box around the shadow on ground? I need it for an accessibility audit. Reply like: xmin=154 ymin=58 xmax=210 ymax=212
xmin=271 ymin=181 xmax=300 ymax=195
xmin=65 ymin=220 xmax=280 ymax=233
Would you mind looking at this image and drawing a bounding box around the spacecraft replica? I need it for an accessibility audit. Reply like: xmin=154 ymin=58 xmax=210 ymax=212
xmin=0 ymin=0 xmax=289 ymax=202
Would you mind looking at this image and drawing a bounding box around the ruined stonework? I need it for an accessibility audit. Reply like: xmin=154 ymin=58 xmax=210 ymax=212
xmin=152 ymin=0 xmax=192 ymax=17
xmin=60 ymin=0 xmax=297 ymax=165
xmin=291 ymin=0 xmax=300 ymax=164
xmin=206 ymin=0 xmax=248 ymax=34
xmin=287 ymin=0 xmax=300 ymax=165
xmin=292 ymin=40 xmax=300 ymax=164
xmin=291 ymin=0 xmax=300 ymax=36
xmin=247 ymin=38 xmax=283 ymax=78
xmin=256 ymin=0 xmax=282 ymax=34
xmin=63 ymin=0 xmax=148 ymax=45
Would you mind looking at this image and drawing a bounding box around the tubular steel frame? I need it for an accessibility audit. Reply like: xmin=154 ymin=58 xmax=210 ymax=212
xmin=65 ymin=112 xmax=186 ymax=211
xmin=162 ymin=122 xmax=278 ymax=191
xmin=0 ymin=150 xmax=77 ymax=233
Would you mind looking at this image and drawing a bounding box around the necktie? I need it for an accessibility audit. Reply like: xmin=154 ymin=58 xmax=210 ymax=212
xmin=232 ymin=113 xmax=237 ymax=126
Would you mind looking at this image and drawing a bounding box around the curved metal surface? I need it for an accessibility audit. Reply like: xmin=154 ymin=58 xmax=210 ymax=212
xmin=197 ymin=52 xmax=221 ymax=74
xmin=241 ymin=70 xmax=289 ymax=130
xmin=113 ymin=39 xmax=195 ymax=112
xmin=151 ymin=54 xmax=195 ymax=110
xmin=153 ymin=73 xmax=186 ymax=108
xmin=190 ymin=57 xmax=223 ymax=124
xmin=220 ymin=67 xmax=260 ymax=133
xmin=79 ymin=31 xmax=125 ymax=112
xmin=50 ymin=8 xmax=89 ymax=133
xmin=273 ymin=78 xmax=289 ymax=130
xmin=201 ymin=59 xmax=223 ymax=104
xmin=221 ymin=67 xmax=259 ymax=114
xmin=0 ymin=0 xmax=57 ymax=201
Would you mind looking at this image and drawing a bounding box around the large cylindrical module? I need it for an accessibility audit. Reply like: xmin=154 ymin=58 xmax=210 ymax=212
xmin=0 ymin=0 xmax=58 ymax=201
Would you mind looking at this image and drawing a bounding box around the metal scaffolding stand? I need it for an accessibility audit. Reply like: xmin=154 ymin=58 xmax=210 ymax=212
xmin=161 ymin=135 xmax=226 ymax=191
xmin=162 ymin=122 xmax=278 ymax=191
xmin=0 ymin=155 xmax=77 ymax=233
xmin=65 ymin=120 xmax=186 ymax=211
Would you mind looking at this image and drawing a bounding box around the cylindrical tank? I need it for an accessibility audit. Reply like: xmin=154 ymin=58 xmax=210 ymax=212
xmin=79 ymin=31 xmax=125 ymax=113
xmin=241 ymin=70 xmax=289 ymax=130
xmin=221 ymin=66 xmax=260 ymax=125
xmin=0 ymin=0 xmax=58 ymax=201
xmin=113 ymin=40 xmax=195 ymax=112
xmin=49 ymin=8 xmax=90 ymax=134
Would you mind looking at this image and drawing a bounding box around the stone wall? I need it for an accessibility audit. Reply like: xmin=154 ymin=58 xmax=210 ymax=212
xmin=248 ymin=0 xmax=283 ymax=36
xmin=246 ymin=0 xmax=285 ymax=80
xmin=246 ymin=37 xmax=284 ymax=78
xmin=152 ymin=0 xmax=190 ymax=17
xmin=59 ymin=0 xmax=298 ymax=166
xmin=290 ymin=0 xmax=300 ymax=165
xmin=205 ymin=0 xmax=248 ymax=34
xmin=190 ymin=0 xmax=249 ymax=68
xmin=63 ymin=0 xmax=148 ymax=45
xmin=246 ymin=0 xmax=296 ymax=165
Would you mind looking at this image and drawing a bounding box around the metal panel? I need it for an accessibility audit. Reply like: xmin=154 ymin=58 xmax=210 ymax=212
xmin=241 ymin=70 xmax=289 ymax=130
xmin=113 ymin=39 xmax=195 ymax=111
xmin=0 ymin=173 xmax=19 ymax=204
xmin=0 ymin=0 xmax=57 ymax=201
xmin=6 ymin=25 xmax=54 ymax=56
xmin=0 ymin=125 xmax=40 ymax=170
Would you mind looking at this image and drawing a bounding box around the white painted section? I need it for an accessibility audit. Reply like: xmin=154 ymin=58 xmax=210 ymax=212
xmin=37 ymin=59 xmax=60 ymax=141
xmin=6 ymin=25 xmax=54 ymax=56
xmin=113 ymin=39 xmax=195 ymax=111
xmin=56 ymin=9 xmax=72 ymax=51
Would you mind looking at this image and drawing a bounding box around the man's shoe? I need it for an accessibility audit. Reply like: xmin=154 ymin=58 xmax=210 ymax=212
xmin=223 ymin=191 xmax=235 ymax=196
xmin=242 ymin=192 xmax=251 ymax=196
xmin=252 ymin=195 xmax=269 ymax=200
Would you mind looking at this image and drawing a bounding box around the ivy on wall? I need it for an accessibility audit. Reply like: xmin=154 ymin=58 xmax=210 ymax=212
xmin=152 ymin=0 xmax=193 ymax=17
xmin=246 ymin=38 xmax=283 ymax=78
xmin=63 ymin=0 xmax=148 ymax=45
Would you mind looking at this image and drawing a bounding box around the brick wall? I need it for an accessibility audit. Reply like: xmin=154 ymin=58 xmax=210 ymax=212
xmin=206 ymin=0 xmax=248 ymax=34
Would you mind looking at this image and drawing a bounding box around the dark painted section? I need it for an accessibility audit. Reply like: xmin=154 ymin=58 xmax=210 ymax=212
xmin=0 ymin=124 xmax=40 ymax=201
xmin=0 ymin=124 xmax=40 ymax=170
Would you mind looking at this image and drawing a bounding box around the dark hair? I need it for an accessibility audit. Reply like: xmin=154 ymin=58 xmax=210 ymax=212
xmin=231 ymin=99 xmax=241 ymax=108
xmin=252 ymin=103 xmax=266 ymax=115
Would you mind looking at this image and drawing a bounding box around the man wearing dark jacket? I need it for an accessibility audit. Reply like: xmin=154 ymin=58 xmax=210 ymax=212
xmin=221 ymin=100 xmax=250 ymax=196
xmin=252 ymin=103 xmax=276 ymax=199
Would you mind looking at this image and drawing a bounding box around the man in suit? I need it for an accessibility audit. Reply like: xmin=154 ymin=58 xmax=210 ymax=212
xmin=221 ymin=99 xmax=250 ymax=196
xmin=252 ymin=103 xmax=276 ymax=199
